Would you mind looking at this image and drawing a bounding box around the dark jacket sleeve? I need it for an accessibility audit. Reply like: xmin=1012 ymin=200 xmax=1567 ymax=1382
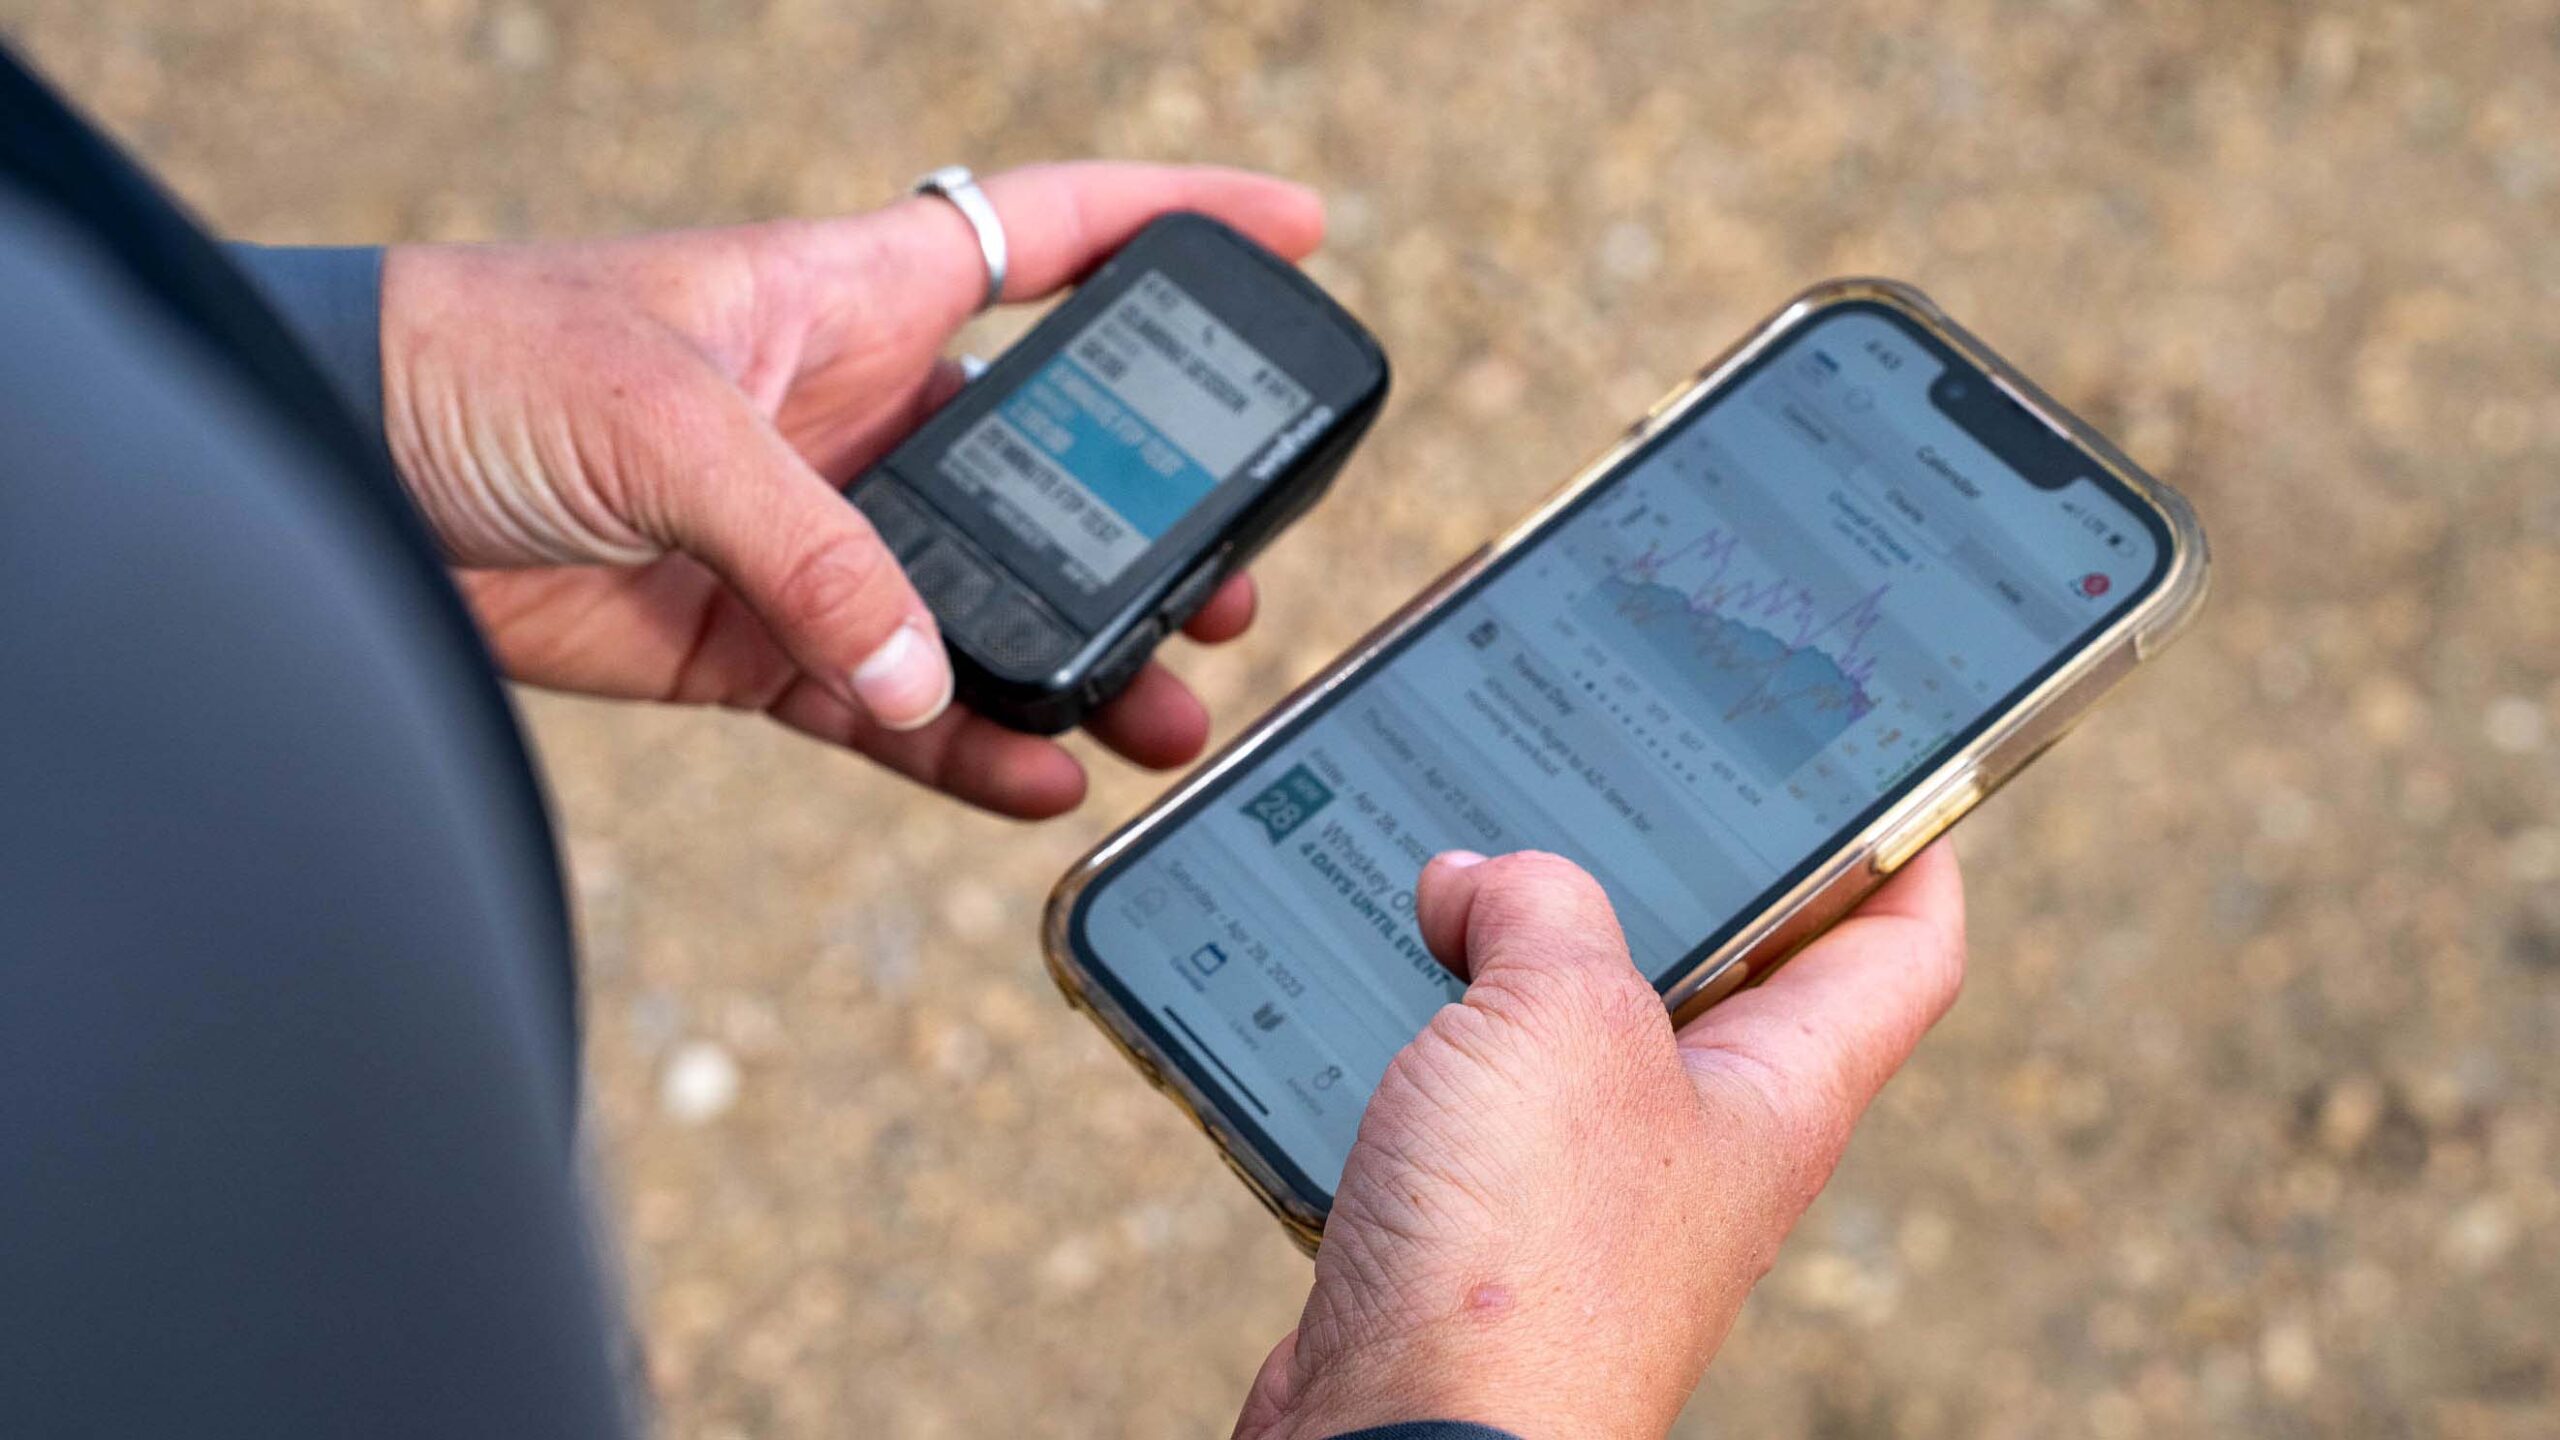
xmin=222 ymin=242 xmax=386 ymax=439
xmin=1331 ymin=1414 xmax=1525 ymax=1424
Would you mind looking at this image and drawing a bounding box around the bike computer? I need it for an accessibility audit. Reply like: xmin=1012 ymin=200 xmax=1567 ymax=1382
xmin=850 ymin=211 xmax=1389 ymax=734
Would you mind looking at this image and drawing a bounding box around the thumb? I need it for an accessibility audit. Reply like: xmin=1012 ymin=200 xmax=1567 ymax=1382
xmin=1413 ymin=851 xmax=1662 ymax=1038
xmin=655 ymin=392 xmax=952 ymax=731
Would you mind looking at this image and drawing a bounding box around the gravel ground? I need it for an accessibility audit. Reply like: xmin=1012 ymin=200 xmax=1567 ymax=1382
xmin=11 ymin=2 xmax=2557 ymax=1435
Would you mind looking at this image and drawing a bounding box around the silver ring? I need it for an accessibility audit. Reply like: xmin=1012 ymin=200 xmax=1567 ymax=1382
xmin=911 ymin=165 xmax=1008 ymax=313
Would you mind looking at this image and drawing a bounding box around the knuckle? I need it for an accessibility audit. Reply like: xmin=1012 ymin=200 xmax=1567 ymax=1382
xmin=1586 ymin=964 xmax=1674 ymax=1042
xmin=1450 ymin=975 xmax=1551 ymax=1054
xmin=1466 ymin=853 xmax=1651 ymax=1033
xmin=771 ymin=527 xmax=901 ymax=637
xmin=1454 ymin=969 xmax=1652 ymax=1091
xmin=1465 ymin=853 xmax=1609 ymax=942
xmin=1485 ymin=850 xmax=1606 ymax=903
xmin=1410 ymin=1000 xmax=1514 ymax=1080
xmin=578 ymin=339 xmax=754 ymax=537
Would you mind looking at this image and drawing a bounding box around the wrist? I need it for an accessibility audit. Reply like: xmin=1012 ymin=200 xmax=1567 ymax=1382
xmin=1247 ymin=1346 xmax=1612 ymax=1440
xmin=1249 ymin=1306 xmax=1689 ymax=1440
xmin=377 ymin=244 xmax=660 ymax=569
xmin=375 ymin=244 xmax=480 ymax=560
xmin=1310 ymin=1414 xmax=1525 ymax=1424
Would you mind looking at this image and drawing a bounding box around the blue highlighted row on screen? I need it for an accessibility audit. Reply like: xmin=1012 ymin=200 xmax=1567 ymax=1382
xmin=1001 ymin=355 xmax=1221 ymax=540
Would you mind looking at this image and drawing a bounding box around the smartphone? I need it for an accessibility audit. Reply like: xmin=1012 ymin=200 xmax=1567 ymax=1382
xmin=1042 ymin=280 xmax=2209 ymax=1249
xmin=852 ymin=213 xmax=1387 ymax=734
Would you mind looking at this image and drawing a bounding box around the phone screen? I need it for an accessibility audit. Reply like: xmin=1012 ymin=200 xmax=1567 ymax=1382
xmin=1071 ymin=302 xmax=2174 ymax=1201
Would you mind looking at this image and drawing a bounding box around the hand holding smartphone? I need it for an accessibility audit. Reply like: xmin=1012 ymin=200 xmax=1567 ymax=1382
xmin=1045 ymin=281 xmax=2209 ymax=1248
xmin=1227 ymin=844 xmax=1967 ymax=1440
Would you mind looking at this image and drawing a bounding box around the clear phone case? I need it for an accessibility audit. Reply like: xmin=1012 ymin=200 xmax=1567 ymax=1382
xmin=1041 ymin=279 xmax=2212 ymax=1252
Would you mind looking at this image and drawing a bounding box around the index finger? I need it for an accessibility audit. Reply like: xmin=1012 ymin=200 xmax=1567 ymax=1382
xmin=856 ymin=162 xmax=1327 ymax=333
xmin=1179 ymin=572 xmax=1257 ymax=645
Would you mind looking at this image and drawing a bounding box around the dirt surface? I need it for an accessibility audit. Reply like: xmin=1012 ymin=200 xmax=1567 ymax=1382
xmin=11 ymin=2 xmax=2557 ymax=1435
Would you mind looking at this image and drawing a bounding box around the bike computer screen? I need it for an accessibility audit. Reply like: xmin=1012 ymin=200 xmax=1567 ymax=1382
xmin=1069 ymin=300 xmax=2177 ymax=1203
xmin=939 ymin=271 xmax=1315 ymax=596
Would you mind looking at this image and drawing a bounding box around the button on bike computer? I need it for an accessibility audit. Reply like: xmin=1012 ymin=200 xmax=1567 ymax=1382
xmin=850 ymin=211 xmax=1389 ymax=734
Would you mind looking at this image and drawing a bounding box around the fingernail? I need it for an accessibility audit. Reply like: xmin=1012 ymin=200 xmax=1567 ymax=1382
xmin=851 ymin=622 xmax=952 ymax=732
xmin=1438 ymin=850 xmax=1487 ymax=870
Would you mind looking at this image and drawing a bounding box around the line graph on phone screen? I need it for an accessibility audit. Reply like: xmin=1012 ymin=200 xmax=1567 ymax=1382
xmin=1527 ymin=455 xmax=1989 ymax=832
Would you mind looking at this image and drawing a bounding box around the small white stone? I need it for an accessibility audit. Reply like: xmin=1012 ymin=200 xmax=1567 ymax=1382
xmin=1118 ymin=1202 xmax=1177 ymax=1253
xmin=1897 ymin=1208 xmax=1954 ymax=1272
xmin=1786 ymin=1250 xmax=1858 ymax=1310
xmin=1599 ymin=221 xmax=1663 ymax=282
xmin=1782 ymin=1249 xmax=1900 ymax=1324
xmin=938 ymin=879 xmax=1007 ymax=944
xmin=927 ymin=1021 xmax=991 ymax=1083
xmin=2089 ymin=1389 xmax=2144 ymax=1440
xmin=2438 ymin=1197 xmax=2519 ymax=1272
xmin=660 ymin=1040 xmax=741 ymax=1125
xmin=2334 ymin=1260 xmax=2397 ymax=1317
xmin=2257 ymin=787 xmax=2316 ymax=844
xmin=2199 ymin=1346 xmax=2253 ymax=1409
xmin=1328 ymin=190 xmax=1378 ymax=248
xmin=1037 ymin=1235 xmax=1104 ymax=1295
xmin=2484 ymin=696 xmax=2546 ymax=754
xmin=2260 ymin=1320 xmax=2320 ymax=1398
xmin=2316 ymin=1076 xmax=2385 ymax=1156
xmin=485 ymin=5 xmax=555 ymax=71
xmin=2507 ymin=828 xmax=2560 ymax=885
xmin=2255 ymin=646 xmax=2313 ymax=702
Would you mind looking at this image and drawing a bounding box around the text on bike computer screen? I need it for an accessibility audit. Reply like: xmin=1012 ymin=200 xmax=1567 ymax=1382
xmin=1079 ymin=306 xmax=2168 ymax=1193
xmin=937 ymin=271 xmax=1312 ymax=594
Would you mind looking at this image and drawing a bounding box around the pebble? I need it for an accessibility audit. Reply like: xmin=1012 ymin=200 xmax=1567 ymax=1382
xmin=921 ymin=1019 xmax=990 ymax=1083
xmin=1781 ymin=1249 xmax=1900 ymax=1326
xmin=2087 ymin=1388 xmax=2144 ymax=1440
xmin=2316 ymin=1076 xmax=2386 ymax=1156
xmin=2507 ymin=828 xmax=2560 ymax=885
xmin=660 ymin=1040 xmax=741 ymax=1125
xmin=936 ymin=881 xmax=1007 ymax=946
xmin=1597 ymin=220 xmax=1662 ymax=282
xmin=2259 ymin=1320 xmax=2321 ymax=1400
xmin=2255 ymin=788 xmax=2317 ymax=844
xmin=2439 ymin=1197 xmax=2521 ymax=1273
xmin=1896 ymin=1208 xmax=1954 ymax=1273
xmin=482 ymin=5 xmax=554 ymax=72
xmin=2484 ymin=696 xmax=2547 ymax=754
xmin=1036 ymin=1235 xmax=1104 ymax=1297
xmin=2350 ymin=676 xmax=2425 ymax=746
